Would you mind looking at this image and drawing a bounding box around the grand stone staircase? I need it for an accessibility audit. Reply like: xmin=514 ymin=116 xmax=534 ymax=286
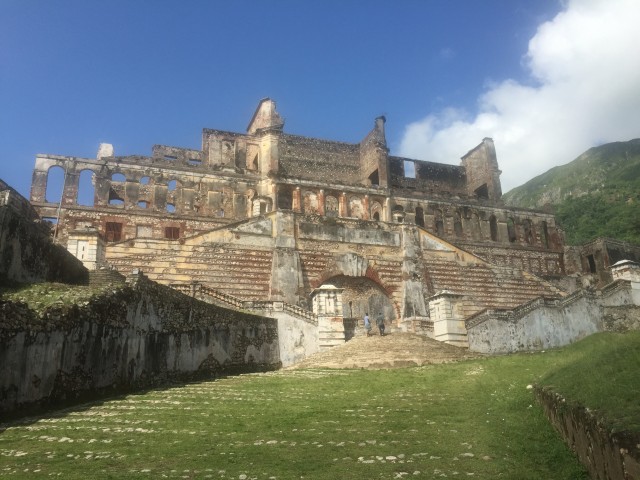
xmin=287 ymin=331 xmax=482 ymax=369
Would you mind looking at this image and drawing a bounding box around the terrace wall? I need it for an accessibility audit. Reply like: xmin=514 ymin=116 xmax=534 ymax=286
xmin=466 ymin=280 xmax=640 ymax=354
xmin=0 ymin=274 xmax=279 ymax=416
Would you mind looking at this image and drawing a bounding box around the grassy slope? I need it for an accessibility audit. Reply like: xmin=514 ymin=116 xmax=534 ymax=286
xmin=503 ymin=139 xmax=640 ymax=245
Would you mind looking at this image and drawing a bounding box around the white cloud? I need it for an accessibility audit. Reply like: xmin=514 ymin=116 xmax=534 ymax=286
xmin=399 ymin=0 xmax=640 ymax=192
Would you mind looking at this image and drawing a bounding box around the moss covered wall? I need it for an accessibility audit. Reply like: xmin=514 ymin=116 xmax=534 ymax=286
xmin=0 ymin=274 xmax=279 ymax=416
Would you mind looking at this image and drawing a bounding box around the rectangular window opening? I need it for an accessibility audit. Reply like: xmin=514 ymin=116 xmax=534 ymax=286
xmin=164 ymin=226 xmax=180 ymax=240
xmin=105 ymin=222 xmax=123 ymax=242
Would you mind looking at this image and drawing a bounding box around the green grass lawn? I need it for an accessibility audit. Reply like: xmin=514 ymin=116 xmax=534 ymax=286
xmin=3 ymin=332 xmax=639 ymax=479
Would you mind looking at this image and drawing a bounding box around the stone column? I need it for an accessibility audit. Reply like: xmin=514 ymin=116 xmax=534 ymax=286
xmin=429 ymin=291 xmax=468 ymax=347
xmin=292 ymin=187 xmax=302 ymax=213
xmin=312 ymin=285 xmax=345 ymax=351
xmin=339 ymin=192 xmax=347 ymax=217
xmin=363 ymin=195 xmax=370 ymax=220
xmin=318 ymin=189 xmax=326 ymax=216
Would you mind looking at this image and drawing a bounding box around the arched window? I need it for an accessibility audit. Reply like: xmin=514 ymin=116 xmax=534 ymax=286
xmin=507 ymin=218 xmax=517 ymax=243
xmin=325 ymin=196 xmax=339 ymax=217
xmin=415 ymin=207 xmax=425 ymax=228
xmin=140 ymin=176 xmax=150 ymax=185
xmin=45 ymin=166 xmax=65 ymax=204
xmin=111 ymin=172 xmax=126 ymax=182
xmin=167 ymin=203 xmax=176 ymax=213
xmin=78 ymin=170 xmax=95 ymax=206
xmin=489 ymin=215 xmax=498 ymax=241
xmin=454 ymin=211 xmax=463 ymax=237
xmin=168 ymin=180 xmax=177 ymax=191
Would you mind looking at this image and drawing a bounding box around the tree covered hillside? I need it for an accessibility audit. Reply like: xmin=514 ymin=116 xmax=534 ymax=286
xmin=503 ymin=139 xmax=640 ymax=245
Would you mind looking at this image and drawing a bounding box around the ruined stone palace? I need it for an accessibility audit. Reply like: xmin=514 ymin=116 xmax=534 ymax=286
xmin=29 ymin=98 xmax=568 ymax=348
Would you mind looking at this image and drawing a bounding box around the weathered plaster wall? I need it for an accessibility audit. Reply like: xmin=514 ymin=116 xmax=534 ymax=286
xmin=0 ymin=203 xmax=87 ymax=285
xmin=467 ymin=281 xmax=640 ymax=354
xmin=0 ymin=274 xmax=279 ymax=415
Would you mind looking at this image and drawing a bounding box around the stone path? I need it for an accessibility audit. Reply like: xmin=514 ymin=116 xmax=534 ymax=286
xmin=287 ymin=332 xmax=483 ymax=370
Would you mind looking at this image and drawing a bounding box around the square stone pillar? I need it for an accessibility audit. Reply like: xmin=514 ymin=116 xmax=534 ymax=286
xmin=429 ymin=290 xmax=468 ymax=347
xmin=67 ymin=227 xmax=105 ymax=270
xmin=312 ymin=285 xmax=345 ymax=351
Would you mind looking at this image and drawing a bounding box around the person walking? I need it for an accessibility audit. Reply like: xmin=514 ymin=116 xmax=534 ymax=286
xmin=364 ymin=313 xmax=372 ymax=337
xmin=376 ymin=313 xmax=385 ymax=336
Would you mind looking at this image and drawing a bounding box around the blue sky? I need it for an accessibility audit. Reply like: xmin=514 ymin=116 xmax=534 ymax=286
xmin=2 ymin=0 xmax=639 ymax=198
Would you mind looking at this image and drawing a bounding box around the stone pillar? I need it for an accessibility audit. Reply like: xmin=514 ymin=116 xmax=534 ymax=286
xmin=318 ymin=189 xmax=326 ymax=216
xmin=67 ymin=227 xmax=105 ymax=271
xmin=385 ymin=198 xmax=392 ymax=222
xmin=362 ymin=195 xmax=370 ymax=220
xmin=339 ymin=192 xmax=347 ymax=217
xmin=429 ymin=290 xmax=468 ymax=347
xmin=292 ymin=187 xmax=302 ymax=213
xmin=312 ymin=285 xmax=345 ymax=351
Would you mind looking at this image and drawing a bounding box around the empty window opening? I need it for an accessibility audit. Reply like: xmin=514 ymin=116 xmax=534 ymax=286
xmin=507 ymin=218 xmax=517 ymax=243
xmin=523 ymin=219 xmax=534 ymax=245
xmin=277 ymin=189 xmax=293 ymax=210
xmin=415 ymin=207 xmax=425 ymax=228
xmin=373 ymin=211 xmax=380 ymax=221
xmin=541 ymin=221 xmax=549 ymax=248
xmin=587 ymin=254 xmax=597 ymax=273
xmin=475 ymin=184 xmax=489 ymax=199
xmin=42 ymin=216 xmax=58 ymax=225
xmin=369 ymin=169 xmax=379 ymax=186
xmin=252 ymin=154 xmax=259 ymax=171
xmin=454 ymin=211 xmax=463 ymax=237
xmin=217 ymin=208 xmax=225 ymax=217
xmin=140 ymin=176 xmax=150 ymax=185
xmin=168 ymin=180 xmax=177 ymax=191
xmin=489 ymin=215 xmax=498 ymax=241
xmin=164 ymin=155 xmax=178 ymax=161
xmin=45 ymin=166 xmax=65 ymax=204
xmin=167 ymin=203 xmax=176 ymax=213
xmin=260 ymin=202 xmax=267 ymax=215
xmin=164 ymin=226 xmax=180 ymax=240
xmin=111 ymin=172 xmax=126 ymax=182
xmin=392 ymin=205 xmax=405 ymax=223
xmin=404 ymin=160 xmax=416 ymax=179
xmin=188 ymin=158 xmax=201 ymax=166
xmin=105 ymin=222 xmax=123 ymax=242
xmin=434 ymin=209 xmax=445 ymax=236
xmin=138 ymin=201 xmax=148 ymax=209
xmin=77 ymin=170 xmax=95 ymax=207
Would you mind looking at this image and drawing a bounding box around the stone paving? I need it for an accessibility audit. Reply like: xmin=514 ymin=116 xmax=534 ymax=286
xmin=287 ymin=332 xmax=483 ymax=370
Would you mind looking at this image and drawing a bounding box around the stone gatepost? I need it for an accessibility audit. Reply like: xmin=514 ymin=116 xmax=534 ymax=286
xmin=611 ymin=260 xmax=640 ymax=283
xmin=428 ymin=290 xmax=468 ymax=347
xmin=311 ymin=285 xmax=345 ymax=351
xmin=67 ymin=226 xmax=105 ymax=270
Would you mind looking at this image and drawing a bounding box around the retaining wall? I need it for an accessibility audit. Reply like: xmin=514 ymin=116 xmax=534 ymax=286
xmin=0 ymin=274 xmax=279 ymax=416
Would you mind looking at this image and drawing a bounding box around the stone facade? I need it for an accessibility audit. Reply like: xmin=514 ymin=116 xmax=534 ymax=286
xmin=28 ymin=99 xmax=570 ymax=347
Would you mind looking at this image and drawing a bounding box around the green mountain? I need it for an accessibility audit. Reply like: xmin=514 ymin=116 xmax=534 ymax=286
xmin=503 ymin=139 xmax=640 ymax=245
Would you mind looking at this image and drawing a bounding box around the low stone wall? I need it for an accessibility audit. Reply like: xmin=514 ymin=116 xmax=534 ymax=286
xmin=466 ymin=281 xmax=640 ymax=354
xmin=0 ymin=274 xmax=279 ymax=416
xmin=535 ymin=386 xmax=640 ymax=480
xmin=0 ymin=204 xmax=87 ymax=285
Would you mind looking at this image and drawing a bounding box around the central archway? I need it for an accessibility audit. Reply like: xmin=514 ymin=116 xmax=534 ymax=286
xmin=319 ymin=275 xmax=396 ymax=340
